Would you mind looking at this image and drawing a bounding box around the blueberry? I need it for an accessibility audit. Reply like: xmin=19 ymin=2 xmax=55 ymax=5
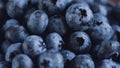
xmin=24 ymin=8 xmax=35 ymax=22
xmin=5 ymin=43 xmax=23 ymax=62
xmin=66 ymin=2 xmax=93 ymax=30
xmin=47 ymin=15 xmax=67 ymax=36
xmin=45 ymin=32 xmax=64 ymax=51
xmin=87 ymin=13 xmax=114 ymax=42
xmin=6 ymin=0 xmax=29 ymax=18
xmin=61 ymin=50 xmax=76 ymax=63
xmin=112 ymin=25 xmax=120 ymax=42
xmin=94 ymin=40 xmax=120 ymax=59
xmin=0 ymin=61 xmax=11 ymax=68
xmin=5 ymin=25 xmax=28 ymax=43
xmin=22 ymin=35 xmax=46 ymax=58
xmin=96 ymin=59 xmax=119 ymax=68
xmin=27 ymin=10 xmax=48 ymax=35
xmin=90 ymin=3 xmax=107 ymax=16
xmin=69 ymin=31 xmax=91 ymax=53
xmin=39 ymin=0 xmax=73 ymax=15
xmin=2 ymin=19 xmax=19 ymax=31
xmin=12 ymin=54 xmax=33 ymax=68
xmin=70 ymin=54 xmax=95 ymax=68
xmin=38 ymin=50 xmax=64 ymax=68
xmin=1 ymin=40 xmax=11 ymax=54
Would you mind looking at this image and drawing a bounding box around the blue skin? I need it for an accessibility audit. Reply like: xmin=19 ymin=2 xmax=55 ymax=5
xmin=69 ymin=31 xmax=91 ymax=53
xmin=22 ymin=35 xmax=46 ymax=58
xmin=96 ymin=59 xmax=120 ymax=68
xmin=87 ymin=13 xmax=114 ymax=42
xmin=47 ymin=15 xmax=67 ymax=36
xmin=5 ymin=25 xmax=28 ymax=43
xmin=94 ymin=40 xmax=120 ymax=59
xmin=66 ymin=2 xmax=93 ymax=31
xmin=0 ymin=61 xmax=10 ymax=68
xmin=27 ymin=10 xmax=48 ymax=35
xmin=90 ymin=3 xmax=107 ymax=16
xmin=38 ymin=50 xmax=64 ymax=68
xmin=70 ymin=54 xmax=95 ymax=68
xmin=6 ymin=0 xmax=29 ymax=18
xmin=12 ymin=54 xmax=33 ymax=68
xmin=5 ymin=43 xmax=23 ymax=62
xmin=45 ymin=32 xmax=64 ymax=51
xmin=39 ymin=0 xmax=73 ymax=15
xmin=61 ymin=50 xmax=76 ymax=63
xmin=1 ymin=40 xmax=11 ymax=54
xmin=2 ymin=19 xmax=19 ymax=31
xmin=112 ymin=25 xmax=120 ymax=42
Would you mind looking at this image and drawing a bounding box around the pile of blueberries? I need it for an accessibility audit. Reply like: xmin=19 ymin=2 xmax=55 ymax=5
xmin=0 ymin=0 xmax=120 ymax=68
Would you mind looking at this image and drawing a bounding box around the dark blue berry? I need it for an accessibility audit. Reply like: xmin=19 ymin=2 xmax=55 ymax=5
xmin=38 ymin=50 xmax=64 ymax=68
xmin=61 ymin=50 xmax=76 ymax=63
xmin=45 ymin=32 xmax=64 ymax=51
xmin=12 ymin=54 xmax=33 ymax=68
xmin=66 ymin=2 xmax=93 ymax=30
xmin=5 ymin=43 xmax=23 ymax=62
xmin=70 ymin=54 xmax=95 ymax=68
xmin=27 ymin=10 xmax=48 ymax=35
xmin=5 ymin=25 xmax=28 ymax=43
xmin=22 ymin=35 xmax=46 ymax=58
xmin=94 ymin=40 xmax=120 ymax=59
xmin=47 ymin=15 xmax=67 ymax=36
xmin=69 ymin=31 xmax=91 ymax=53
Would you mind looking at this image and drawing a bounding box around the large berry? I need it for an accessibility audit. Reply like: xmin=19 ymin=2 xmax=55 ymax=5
xmin=12 ymin=54 xmax=33 ymax=68
xmin=5 ymin=43 xmax=23 ymax=62
xmin=38 ymin=50 xmax=64 ymax=68
xmin=47 ymin=15 xmax=67 ymax=36
xmin=69 ymin=31 xmax=91 ymax=53
xmin=66 ymin=2 xmax=93 ymax=30
xmin=23 ymin=35 xmax=46 ymax=58
xmin=45 ymin=32 xmax=64 ymax=51
xmin=27 ymin=10 xmax=48 ymax=35
xmin=93 ymin=40 xmax=120 ymax=59
xmin=70 ymin=54 xmax=95 ymax=68
xmin=39 ymin=0 xmax=73 ymax=15
xmin=5 ymin=25 xmax=28 ymax=43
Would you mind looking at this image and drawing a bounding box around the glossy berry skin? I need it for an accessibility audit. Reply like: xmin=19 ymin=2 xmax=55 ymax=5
xmin=0 ymin=61 xmax=10 ymax=68
xmin=69 ymin=31 xmax=91 ymax=53
xmin=70 ymin=54 xmax=95 ymax=68
xmin=1 ymin=40 xmax=11 ymax=54
xmin=39 ymin=0 xmax=72 ymax=15
xmin=2 ymin=19 xmax=19 ymax=31
xmin=45 ymin=32 xmax=64 ymax=51
xmin=27 ymin=10 xmax=48 ymax=35
xmin=12 ymin=54 xmax=33 ymax=68
xmin=38 ymin=50 xmax=64 ymax=68
xmin=61 ymin=50 xmax=76 ymax=63
xmin=96 ymin=59 xmax=120 ymax=68
xmin=5 ymin=43 xmax=23 ymax=62
xmin=66 ymin=2 xmax=93 ymax=30
xmin=22 ymin=35 xmax=46 ymax=58
xmin=87 ymin=13 xmax=114 ymax=42
xmin=6 ymin=0 xmax=29 ymax=18
xmin=94 ymin=40 xmax=120 ymax=59
xmin=47 ymin=15 xmax=67 ymax=36
xmin=5 ymin=25 xmax=28 ymax=43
